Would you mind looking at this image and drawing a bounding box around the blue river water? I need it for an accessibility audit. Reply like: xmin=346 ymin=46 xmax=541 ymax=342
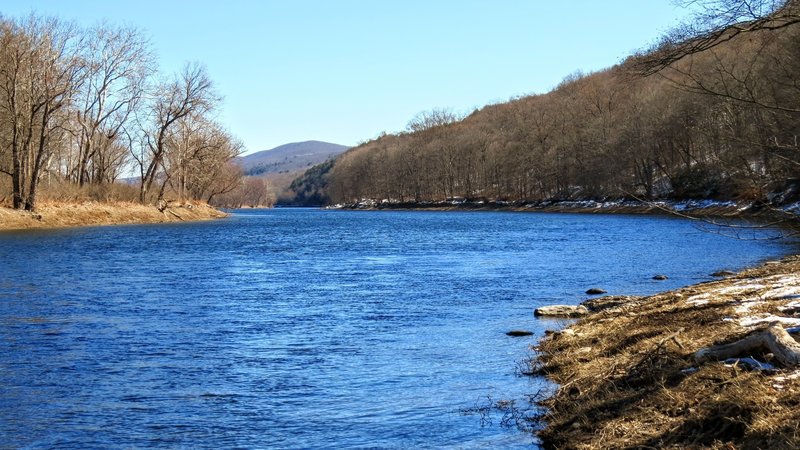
xmin=0 ymin=209 xmax=794 ymax=448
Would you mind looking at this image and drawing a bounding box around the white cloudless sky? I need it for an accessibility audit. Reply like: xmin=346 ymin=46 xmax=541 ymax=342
xmin=1 ymin=1 xmax=693 ymax=154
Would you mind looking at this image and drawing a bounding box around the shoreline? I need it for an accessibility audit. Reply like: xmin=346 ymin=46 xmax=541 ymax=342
xmin=3 ymin=200 xmax=798 ymax=446
xmin=533 ymin=254 xmax=800 ymax=448
xmin=0 ymin=201 xmax=228 ymax=232
xmin=328 ymin=199 xmax=800 ymax=446
xmin=328 ymin=198 xmax=800 ymax=221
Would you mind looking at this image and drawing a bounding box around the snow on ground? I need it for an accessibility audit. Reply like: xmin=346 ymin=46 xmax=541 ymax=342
xmin=671 ymin=200 xmax=738 ymax=211
xmin=687 ymin=293 xmax=710 ymax=306
xmin=782 ymin=201 xmax=800 ymax=214
xmin=691 ymin=274 xmax=800 ymax=328
xmin=736 ymin=315 xmax=800 ymax=328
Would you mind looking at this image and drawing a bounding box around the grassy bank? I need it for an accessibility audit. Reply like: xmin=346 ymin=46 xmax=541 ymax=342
xmin=0 ymin=201 xmax=227 ymax=231
xmin=535 ymin=255 xmax=800 ymax=449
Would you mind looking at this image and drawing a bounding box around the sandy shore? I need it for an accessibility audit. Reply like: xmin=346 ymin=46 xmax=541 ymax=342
xmin=0 ymin=201 xmax=227 ymax=231
xmin=535 ymin=255 xmax=800 ymax=449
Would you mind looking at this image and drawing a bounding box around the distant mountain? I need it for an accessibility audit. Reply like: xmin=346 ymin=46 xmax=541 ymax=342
xmin=237 ymin=140 xmax=349 ymax=176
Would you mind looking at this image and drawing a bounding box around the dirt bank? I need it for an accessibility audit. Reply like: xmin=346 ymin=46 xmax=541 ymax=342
xmin=535 ymin=255 xmax=800 ymax=449
xmin=0 ymin=201 xmax=227 ymax=231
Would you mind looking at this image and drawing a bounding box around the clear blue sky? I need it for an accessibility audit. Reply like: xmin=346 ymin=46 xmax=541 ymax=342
xmin=2 ymin=1 xmax=692 ymax=154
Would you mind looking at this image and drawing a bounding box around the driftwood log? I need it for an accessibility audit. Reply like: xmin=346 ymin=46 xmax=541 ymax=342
xmin=695 ymin=323 xmax=800 ymax=367
xmin=534 ymin=305 xmax=590 ymax=318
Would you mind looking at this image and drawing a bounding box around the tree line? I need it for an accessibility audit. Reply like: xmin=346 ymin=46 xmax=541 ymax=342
xmin=0 ymin=14 xmax=245 ymax=211
xmin=296 ymin=0 xmax=799 ymax=210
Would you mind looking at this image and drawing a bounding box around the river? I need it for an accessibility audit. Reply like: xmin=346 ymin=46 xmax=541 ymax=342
xmin=0 ymin=209 xmax=792 ymax=448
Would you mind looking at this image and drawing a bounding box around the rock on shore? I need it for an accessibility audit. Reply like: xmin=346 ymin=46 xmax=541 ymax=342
xmin=534 ymin=305 xmax=590 ymax=318
xmin=585 ymin=288 xmax=607 ymax=295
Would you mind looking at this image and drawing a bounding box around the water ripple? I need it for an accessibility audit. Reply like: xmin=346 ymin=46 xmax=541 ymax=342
xmin=0 ymin=209 xmax=793 ymax=448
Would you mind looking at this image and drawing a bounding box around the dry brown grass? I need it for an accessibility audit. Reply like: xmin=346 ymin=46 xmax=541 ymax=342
xmin=35 ymin=178 xmax=143 ymax=203
xmin=535 ymin=256 xmax=800 ymax=449
xmin=0 ymin=200 xmax=227 ymax=231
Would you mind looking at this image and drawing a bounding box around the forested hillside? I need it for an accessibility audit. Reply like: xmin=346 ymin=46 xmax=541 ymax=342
xmin=237 ymin=141 xmax=348 ymax=176
xmin=205 ymin=141 xmax=347 ymax=208
xmin=294 ymin=0 xmax=800 ymax=209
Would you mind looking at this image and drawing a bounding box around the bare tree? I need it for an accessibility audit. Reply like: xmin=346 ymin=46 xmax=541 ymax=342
xmin=166 ymin=115 xmax=243 ymax=201
xmin=0 ymin=15 xmax=86 ymax=211
xmin=639 ymin=0 xmax=800 ymax=75
xmin=0 ymin=13 xmax=245 ymax=209
xmin=203 ymin=161 xmax=243 ymax=205
xmin=137 ymin=62 xmax=216 ymax=203
xmin=406 ymin=107 xmax=461 ymax=133
xmin=74 ymin=24 xmax=153 ymax=187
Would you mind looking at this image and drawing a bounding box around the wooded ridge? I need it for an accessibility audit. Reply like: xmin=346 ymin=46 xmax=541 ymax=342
xmin=290 ymin=0 xmax=800 ymax=226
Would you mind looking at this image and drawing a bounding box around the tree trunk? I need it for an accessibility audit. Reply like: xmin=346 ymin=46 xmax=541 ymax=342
xmin=25 ymin=105 xmax=51 ymax=211
xmin=78 ymin=140 xmax=93 ymax=187
xmin=695 ymin=323 xmax=800 ymax=367
xmin=11 ymin=141 xmax=23 ymax=209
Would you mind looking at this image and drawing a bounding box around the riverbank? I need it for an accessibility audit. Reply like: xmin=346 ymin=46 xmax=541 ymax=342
xmin=330 ymin=198 xmax=800 ymax=221
xmin=534 ymin=255 xmax=800 ymax=449
xmin=0 ymin=201 xmax=227 ymax=231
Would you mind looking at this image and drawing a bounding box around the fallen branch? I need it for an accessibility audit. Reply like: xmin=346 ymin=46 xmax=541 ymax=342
xmin=166 ymin=208 xmax=184 ymax=220
xmin=695 ymin=323 xmax=800 ymax=367
xmin=658 ymin=328 xmax=686 ymax=351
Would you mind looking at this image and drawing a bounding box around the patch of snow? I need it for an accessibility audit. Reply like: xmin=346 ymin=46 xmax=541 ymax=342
xmin=558 ymin=200 xmax=597 ymax=208
xmin=717 ymin=283 xmax=765 ymax=295
xmin=652 ymin=201 xmax=670 ymax=209
xmin=781 ymin=201 xmax=800 ymax=214
xmin=774 ymin=369 xmax=800 ymax=382
xmin=739 ymin=315 xmax=800 ymax=328
xmin=687 ymin=293 xmax=710 ymax=306
xmin=762 ymin=285 xmax=800 ymax=301
xmin=709 ymin=277 xmax=800 ymax=316
xmin=724 ymin=357 xmax=776 ymax=371
xmin=779 ymin=302 xmax=800 ymax=317
xmin=735 ymin=300 xmax=761 ymax=314
xmin=762 ymin=274 xmax=800 ymax=285
xmin=671 ymin=201 xmax=691 ymax=211
xmin=671 ymin=199 xmax=738 ymax=211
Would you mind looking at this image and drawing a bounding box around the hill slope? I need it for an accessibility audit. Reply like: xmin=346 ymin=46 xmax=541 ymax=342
xmin=288 ymin=4 xmax=800 ymax=211
xmin=237 ymin=141 xmax=349 ymax=176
